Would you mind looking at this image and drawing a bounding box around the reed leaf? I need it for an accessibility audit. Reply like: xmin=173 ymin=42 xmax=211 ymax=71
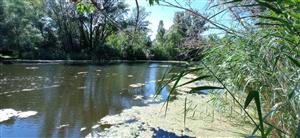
xmin=287 ymin=56 xmax=300 ymax=67
xmin=244 ymin=90 xmax=265 ymax=137
xmin=177 ymin=75 xmax=210 ymax=87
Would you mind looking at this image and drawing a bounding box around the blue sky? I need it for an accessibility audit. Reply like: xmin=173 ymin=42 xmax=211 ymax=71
xmin=125 ymin=0 xmax=234 ymax=39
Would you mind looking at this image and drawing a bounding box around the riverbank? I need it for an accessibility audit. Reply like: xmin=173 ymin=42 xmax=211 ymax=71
xmin=86 ymin=74 xmax=254 ymax=137
xmin=0 ymin=59 xmax=188 ymax=65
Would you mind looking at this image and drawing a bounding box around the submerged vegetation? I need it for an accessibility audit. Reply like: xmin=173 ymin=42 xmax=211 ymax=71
xmin=1 ymin=0 xmax=299 ymax=137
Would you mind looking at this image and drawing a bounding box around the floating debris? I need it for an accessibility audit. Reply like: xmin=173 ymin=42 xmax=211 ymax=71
xmin=85 ymin=74 xmax=250 ymax=138
xmin=0 ymin=109 xmax=38 ymax=123
xmin=22 ymin=88 xmax=35 ymax=92
xmin=80 ymin=127 xmax=87 ymax=131
xmin=96 ymin=69 xmax=101 ymax=72
xmin=77 ymin=72 xmax=88 ymax=75
xmin=25 ymin=67 xmax=39 ymax=70
xmin=129 ymin=83 xmax=145 ymax=88
xmin=44 ymin=85 xmax=60 ymax=89
xmin=17 ymin=111 xmax=38 ymax=118
xmin=4 ymin=85 xmax=59 ymax=95
xmin=0 ymin=90 xmax=20 ymax=95
xmin=133 ymin=95 xmax=144 ymax=100
xmin=57 ymin=124 xmax=70 ymax=129
xmin=128 ymin=75 xmax=133 ymax=78
xmin=0 ymin=109 xmax=17 ymax=122
xmin=92 ymin=124 xmax=100 ymax=129
xmin=159 ymin=65 xmax=171 ymax=68
xmin=77 ymin=86 xmax=86 ymax=90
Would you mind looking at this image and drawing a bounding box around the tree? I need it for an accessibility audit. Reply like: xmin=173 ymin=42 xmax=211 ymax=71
xmin=156 ymin=20 xmax=165 ymax=43
xmin=105 ymin=6 xmax=151 ymax=60
xmin=0 ymin=0 xmax=5 ymax=52
xmin=43 ymin=0 xmax=129 ymax=59
xmin=76 ymin=0 xmax=128 ymax=59
xmin=0 ymin=0 xmax=43 ymax=58
xmin=152 ymin=11 xmax=206 ymax=60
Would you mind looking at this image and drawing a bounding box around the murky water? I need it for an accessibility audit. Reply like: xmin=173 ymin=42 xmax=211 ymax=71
xmin=0 ymin=63 xmax=174 ymax=137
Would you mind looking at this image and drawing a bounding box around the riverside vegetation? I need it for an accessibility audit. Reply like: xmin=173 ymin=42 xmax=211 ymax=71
xmin=153 ymin=0 xmax=300 ymax=137
xmin=0 ymin=0 xmax=205 ymax=60
xmin=0 ymin=0 xmax=299 ymax=137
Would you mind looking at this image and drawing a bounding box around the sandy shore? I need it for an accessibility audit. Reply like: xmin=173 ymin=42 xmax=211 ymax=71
xmin=86 ymin=74 xmax=253 ymax=137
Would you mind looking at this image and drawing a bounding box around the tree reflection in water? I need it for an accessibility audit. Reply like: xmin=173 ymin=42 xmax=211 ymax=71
xmin=0 ymin=63 xmax=173 ymax=137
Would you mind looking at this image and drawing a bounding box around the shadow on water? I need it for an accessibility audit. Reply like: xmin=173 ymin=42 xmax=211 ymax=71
xmin=0 ymin=63 xmax=174 ymax=137
xmin=152 ymin=128 xmax=193 ymax=138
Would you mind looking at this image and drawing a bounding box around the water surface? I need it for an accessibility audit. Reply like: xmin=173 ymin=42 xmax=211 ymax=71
xmin=0 ymin=63 xmax=173 ymax=137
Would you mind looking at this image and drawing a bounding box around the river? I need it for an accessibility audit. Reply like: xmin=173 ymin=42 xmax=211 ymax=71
xmin=0 ymin=63 xmax=175 ymax=137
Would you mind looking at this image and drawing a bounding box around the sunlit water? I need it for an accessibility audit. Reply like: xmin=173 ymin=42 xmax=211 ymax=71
xmin=0 ymin=63 xmax=174 ymax=137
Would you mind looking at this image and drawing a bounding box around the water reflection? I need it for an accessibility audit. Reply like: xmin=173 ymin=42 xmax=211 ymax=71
xmin=0 ymin=63 xmax=171 ymax=137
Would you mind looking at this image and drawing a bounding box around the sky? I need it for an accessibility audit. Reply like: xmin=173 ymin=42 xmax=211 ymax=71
xmin=125 ymin=0 xmax=234 ymax=40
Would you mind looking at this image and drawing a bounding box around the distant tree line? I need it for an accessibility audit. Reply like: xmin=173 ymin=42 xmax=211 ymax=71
xmin=0 ymin=0 xmax=207 ymax=60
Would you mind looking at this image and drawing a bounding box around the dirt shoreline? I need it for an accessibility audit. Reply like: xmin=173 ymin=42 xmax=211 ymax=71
xmin=85 ymin=74 xmax=254 ymax=137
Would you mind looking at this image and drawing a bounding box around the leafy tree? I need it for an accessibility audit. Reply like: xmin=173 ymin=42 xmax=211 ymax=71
xmin=152 ymin=11 xmax=206 ymax=60
xmin=0 ymin=0 xmax=43 ymax=58
xmin=156 ymin=20 xmax=165 ymax=44
xmin=105 ymin=6 xmax=151 ymax=60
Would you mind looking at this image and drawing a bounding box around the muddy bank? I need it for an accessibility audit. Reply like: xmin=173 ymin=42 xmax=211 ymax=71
xmin=86 ymin=74 xmax=253 ymax=137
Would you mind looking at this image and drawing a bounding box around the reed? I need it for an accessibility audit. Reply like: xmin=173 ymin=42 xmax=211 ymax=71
xmin=155 ymin=0 xmax=300 ymax=137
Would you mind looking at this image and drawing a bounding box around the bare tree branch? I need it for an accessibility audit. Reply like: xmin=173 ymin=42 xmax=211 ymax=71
xmin=90 ymin=0 xmax=133 ymax=38
xmin=134 ymin=0 xmax=139 ymax=32
xmin=160 ymin=1 xmax=237 ymax=35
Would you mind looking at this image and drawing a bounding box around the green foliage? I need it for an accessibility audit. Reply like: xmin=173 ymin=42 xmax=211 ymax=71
xmin=0 ymin=0 xmax=154 ymax=60
xmin=147 ymin=0 xmax=159 ymax=5
xmin=204 ymin=30 xmax=299 ymax=136
xmin=106 ymin=30 xmax=151 ymax=60
xmin=201 ymin=1 xmax=300 ymax=136
xmin=76 ymin=2 xmax=95 ymax=14
xmin=0 ymin=0 xmax=206 ymax=61
xmin=152 ymin=11 xmax=206 ymax=60
xmin=1 ymin=0 xmax=298 ymax=136
xmin=106 ymin=32 xmax=128 ymax=57
xmin=154 ymin=0 xmax=299 ymax=137
xmin=156 ymin=20 xmax=166 ymax=43
xmin=244 ymin=90 xmax=265 ymax=137
xmin=151 ymin=45 xmax=172 ymax=60
xmin=0 ymin=0 xmax=43 ymax=58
